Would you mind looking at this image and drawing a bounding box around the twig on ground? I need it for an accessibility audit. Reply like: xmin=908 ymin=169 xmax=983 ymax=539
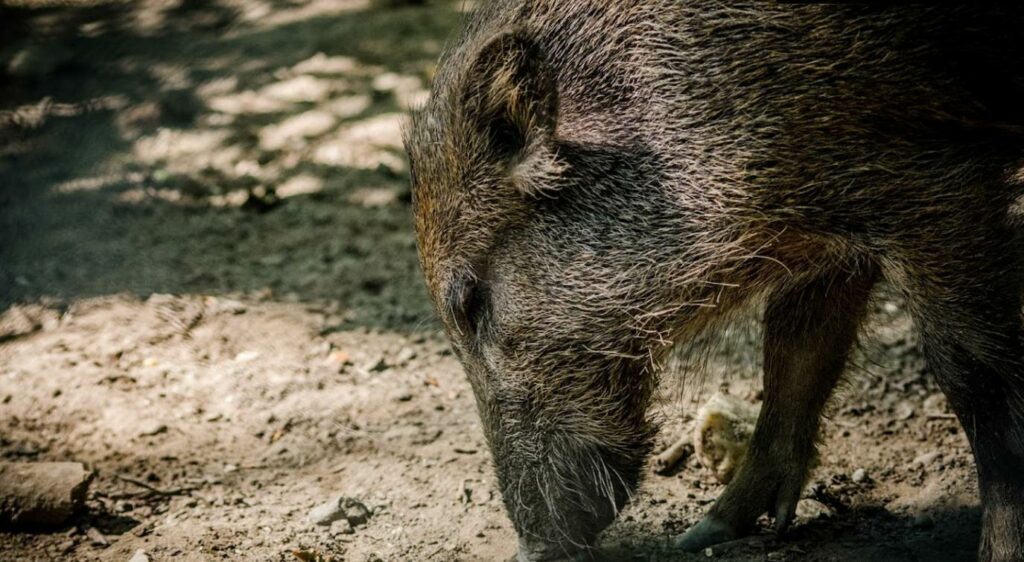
xmin=114 ymin=474 xmax=198 ymax=497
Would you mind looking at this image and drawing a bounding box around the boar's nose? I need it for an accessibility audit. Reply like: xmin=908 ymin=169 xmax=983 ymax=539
xmin=515 ymin=535 xmax=593 ymax=562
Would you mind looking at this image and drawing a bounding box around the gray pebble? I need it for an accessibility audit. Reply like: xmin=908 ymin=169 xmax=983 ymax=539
xmin=911 ymin=451 xmax=941 ymax=468
xmin=307 ymin=495 xmax=371 ymax=527
xmin=330 ymin=518 xmax=354 ymax=535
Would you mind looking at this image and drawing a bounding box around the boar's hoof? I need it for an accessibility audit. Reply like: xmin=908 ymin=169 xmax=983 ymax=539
xmin=676 ymin=516 xmax=740 ymax=553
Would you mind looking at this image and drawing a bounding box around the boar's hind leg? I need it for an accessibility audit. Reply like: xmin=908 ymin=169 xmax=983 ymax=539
xmin=907 ymin=249 xmax=1024 ymax=562
xmin=678 ymin=265 xmax=879 ymax=552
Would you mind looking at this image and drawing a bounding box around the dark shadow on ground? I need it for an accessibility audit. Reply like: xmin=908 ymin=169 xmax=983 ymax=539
xmin=0 ymin=0 xmax=465 ymax=332
xmin=599 ymin=504 xmax=980 ymax=561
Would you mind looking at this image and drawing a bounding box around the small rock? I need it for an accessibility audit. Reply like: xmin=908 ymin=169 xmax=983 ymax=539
xmin=307 ymin=495 xmax=371 ymax=527
xmin=394 ymin=346 xmax=417 ymax=365
xmin=894 ymin=401 xmax=915 ymax=421
xmin=923 ymin=393 xmax=948 ymax=415
xmin=205 ymin=297 xmax=246 ymax=315
xmin=86 ymin=526 xmax=108 ymax=546
xmin=911 ymin=451 xmax=941 ymax=468
xmin=343 ymin=498 xmax=371 ymax=526
xmin=305 ymin=499 xmax=342 ymax=524
xmin=326 ymin=350 xmax=352 ymax=367
xmin=329 ymin=518 xmax=354 ymax=535
xmin=795 ymin=498 xmax=834 ymax=520
xmin=137 ymin=420 xmax=167 ymax=437
xmin=851 ymin=468 xmax=868 ymax=483
xmin=128 ymin=549 xmax=151 ymax=562
xmin=234 ymin=350 xmax=260 ymax=363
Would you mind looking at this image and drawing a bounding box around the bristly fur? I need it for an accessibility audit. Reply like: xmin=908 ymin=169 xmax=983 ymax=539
xmin=405 ymin=3 xmax=1024 ymax=561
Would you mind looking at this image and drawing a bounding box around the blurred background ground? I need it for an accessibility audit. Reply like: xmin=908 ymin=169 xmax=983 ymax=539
xmin=0 ymin=1 xmax=985 ymax=560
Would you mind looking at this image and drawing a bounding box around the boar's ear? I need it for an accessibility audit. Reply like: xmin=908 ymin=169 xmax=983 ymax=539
xmin=463 ymin=29 xmax=564 ymax=196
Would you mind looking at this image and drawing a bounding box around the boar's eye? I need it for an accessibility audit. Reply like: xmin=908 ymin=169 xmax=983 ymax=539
xmin=449 ymin=279 xmax=489 ymax=339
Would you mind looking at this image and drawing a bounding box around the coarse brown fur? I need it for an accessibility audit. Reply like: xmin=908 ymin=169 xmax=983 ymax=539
xmin=404 ymin=3 xmax=1024 ymax=561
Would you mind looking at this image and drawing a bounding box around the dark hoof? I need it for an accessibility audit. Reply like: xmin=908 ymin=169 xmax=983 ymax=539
xmin=676 ymin=516 xmax=740 ymax=553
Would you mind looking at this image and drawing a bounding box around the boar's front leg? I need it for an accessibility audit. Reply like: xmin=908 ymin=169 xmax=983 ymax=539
xmin=679 ymin=265 xmax=878 ymax=552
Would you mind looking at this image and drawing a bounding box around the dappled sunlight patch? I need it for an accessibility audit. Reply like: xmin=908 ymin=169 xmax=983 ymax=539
xmin=134 ymin=127 xmax=233 ymax=165
xmin=324 ymin=94 xmax=373 ymax=120
xmin=347 ymin=186 xmax=399 ymax=208
xmin=197 ymin=76 xmax=241 ymax=98
xmin=277 ymin=174 xmax=324 ymax=199
xmin=372 ymin=71 xmax=429 ymax=111
xmin=247 ymin=0 xmax=371 ymax=28
xmin=116 ymin=186 xmax=193 ymax=206
xmin=259 ymin=110 xmax=337 ymax=151
xmin=0 ymin=95 xmax=129 ymax=130
xmin=259 ymin=74 xmax=337 ymax=104
xmin=207 ymin=90 xmax=295 ymax=115
xmin=53 ymin=172 xmax=145 ymax=194
xmin=291 ymin=53 xmax=360 ymax=76
xmin=115 ymin=183 xmax=265 ymax=209
xmin=312 ymin=113 xmax=407 ymax=172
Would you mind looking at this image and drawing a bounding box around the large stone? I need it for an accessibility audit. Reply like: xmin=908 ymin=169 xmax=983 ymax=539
xmin=0 ymin=462 xmax=94 ymax=527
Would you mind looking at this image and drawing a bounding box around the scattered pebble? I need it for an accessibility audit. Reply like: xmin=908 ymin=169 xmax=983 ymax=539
xmin=795 ymin=498 xmax=834 ymax=520
xmin=307 ymin=495 xmax=371 ymax=528
xmin=86 ymin=526 xmax=108 ymax=546
xmin=234 ymin=350 xmax=260 ymax=362
xmin=394 ymin=346 xmax=417 ymax=365
xmin=326 ymin=350 xmax=352 ymax=367
xmin=911 ymin=451 xmax=941 ymax=468
xmin=923 ymin=393 xmax=949 ymax=415
xmin=851 ymin=468 xmax=868 ymax=483
xmin=204 ymin=297 xmax=247 ymax=315
xmin=329 ymin=518 xmax=354 ymax=535
xmin=128 ymin=549 xmax=151 ymax=562
xmin=137 ymin=420 xmax=168 ymax=437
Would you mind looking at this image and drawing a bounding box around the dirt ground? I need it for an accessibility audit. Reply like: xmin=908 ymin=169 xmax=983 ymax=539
xmin=0 ymin=1 xmax=987 ymax=561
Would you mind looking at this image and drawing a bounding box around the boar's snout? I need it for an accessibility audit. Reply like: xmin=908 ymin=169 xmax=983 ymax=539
xmin=490 ymin=417 xmax=651 ymax=562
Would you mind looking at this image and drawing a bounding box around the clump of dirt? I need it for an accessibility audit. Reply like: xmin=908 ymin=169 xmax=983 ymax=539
xmin=0 ymin=1 xmax=984 ymax=560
